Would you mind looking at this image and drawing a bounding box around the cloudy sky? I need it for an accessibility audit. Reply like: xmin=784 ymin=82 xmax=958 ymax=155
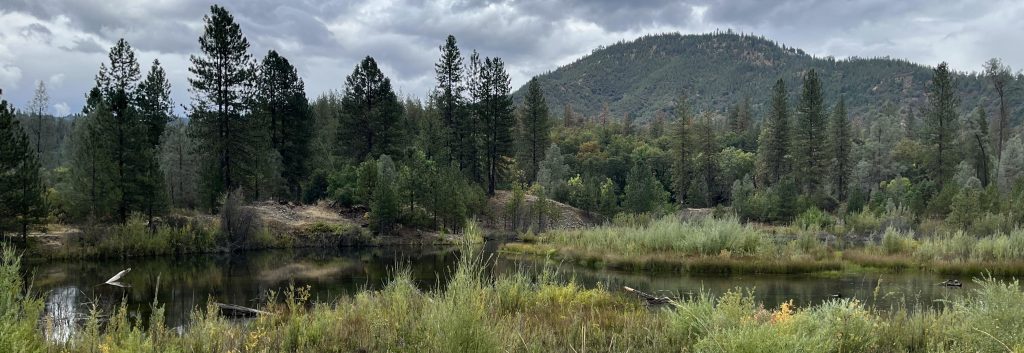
xmin=1 ymin=0 xmax=1022 ymax=116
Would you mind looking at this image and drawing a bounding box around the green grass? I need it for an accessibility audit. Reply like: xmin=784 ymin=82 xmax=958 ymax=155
xmin=4 ymin=244 xmax=1024 ymax=352
xmin=505 ymin=216 xmax=1024 ymax=276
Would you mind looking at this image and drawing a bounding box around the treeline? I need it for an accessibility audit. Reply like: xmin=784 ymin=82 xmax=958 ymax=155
xmin=546 ymin=62 xmax=1024 ymax=232
xmin=0 ymin=5 xmax=528 ymax=237
xmin=3 ymin=5 xmax=1024 ymax=240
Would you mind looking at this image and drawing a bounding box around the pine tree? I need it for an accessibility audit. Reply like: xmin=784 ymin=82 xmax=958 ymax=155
xmin=597 ymin=178 xmax=618 ymax=217
xmin=536 ymin=143 xmax=569 ymax=200
xmin=792 ymin=69 xmax=827 ymax=194
xmin=984 ymin=58 xmax=1012 ymax=171
xmin=966 ymin=107 xmax=992 ymax=187
xmin=94 ymin=38 xmax=163 ymax=222
xmin=828 ymin=97 xmax=852 ymax=201
xmin=623 ymin=161 xmax=668 ymax=214
xmin=371 ymin=155 xmax=400 ymax=234
xmin=693 ymin=112 xmax=719 ymax=206
xmin=66 ymin=105 xmax=117 ymax=220
xmin=160 ymin=118 xmax=199 ymax=209
xmin=434 ymin=35 xmax=465 ymax=164
xmin=516 ymin=77 xmax=550 ymax=183
xmin=755 ymin=79 xmax=790 ymax=187
xmin=925 ymin=62 xmax=960 ymax=186
xmin=474 ymin=56 xmax=515 ymax=195
xmin=137 ymin=60 xmax=173 ymax=147
xmin=997 ymin=134 xmax=1024 ymax=192
xmin=255 ymin=50 xmax=311 ymax=200
xmin=670 ymin=95 xmax=693 ymax=205
xmin=461 ymin=51 xmax=485 ymax=183
xmin=188 ymin=5 xmax=257 ymax=208
xmin=338 ymin=56 xmax=403 ymax=162
xmin=28 ymin=81 xmax=48 ymax=157
xmin=136 ymin=59 xmax=173 ymax=223
xmin=0 ymin=95 xmax=46 ymax=241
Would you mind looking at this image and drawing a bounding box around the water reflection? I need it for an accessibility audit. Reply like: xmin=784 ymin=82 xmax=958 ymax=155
xmin=26 ymin=244 xmax=978 ymax=341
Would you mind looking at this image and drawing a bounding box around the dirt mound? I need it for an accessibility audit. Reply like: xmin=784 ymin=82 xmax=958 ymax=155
xmin=250 ymin=201 xmax=347 ymax=228
xmin=484 ymin=190 xmax=598 ymax=233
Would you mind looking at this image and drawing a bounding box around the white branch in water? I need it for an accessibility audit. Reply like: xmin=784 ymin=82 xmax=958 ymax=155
xmin=105 ymin=268 xmax=131 ymax=287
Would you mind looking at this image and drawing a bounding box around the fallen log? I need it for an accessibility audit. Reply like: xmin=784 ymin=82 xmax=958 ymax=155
xmin=623 ymin=286 xmax=678 ymax=307
xmin=215 ymin=303 xmax=271 ymax=317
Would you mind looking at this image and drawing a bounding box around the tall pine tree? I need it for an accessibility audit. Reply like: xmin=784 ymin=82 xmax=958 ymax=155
xmin=925 ymin=62 xmax=960 ymax=186
xmin=434 ymin=35 xmax=465 ymax=164
xmin=338 ymin=56 xmax=403 ymax=162
xmin=255 ymin=50 xmax=312 ymax=200
xmin=670 ymin=95 xmax=694 ymax=205
xmin=0 ymin=94 xmax=46 ymax=241
xmin=792 ymin=70 xmax=827 ymax=194
xmin=473 ymin=56 xmax=515 ymax=195
xmin=516 ymin=77 xmax=550 ymax=183
xmin=828 ymin=97 xmax=852 ymax=201
xmin=188 ymin=5 xmax=257 ymax=209
xmin=755 ymin=79 xmax=790 ymax=187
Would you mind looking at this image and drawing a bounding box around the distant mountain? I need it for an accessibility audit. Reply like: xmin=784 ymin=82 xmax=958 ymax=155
xmin=515 ymin=32 xmax=1022 ymax=125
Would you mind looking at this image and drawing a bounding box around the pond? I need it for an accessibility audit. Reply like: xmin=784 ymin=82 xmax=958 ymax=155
xmin=24 ymin=243 xmax=977 ymax=341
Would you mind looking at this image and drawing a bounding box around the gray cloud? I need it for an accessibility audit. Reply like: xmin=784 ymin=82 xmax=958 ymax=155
xmin=0 ymin=0 xmax=1021 ymax=116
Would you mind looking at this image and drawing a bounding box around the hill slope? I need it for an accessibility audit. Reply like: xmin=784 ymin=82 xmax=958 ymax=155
xmin=515 ymin=32 xmax=1022 ymax=123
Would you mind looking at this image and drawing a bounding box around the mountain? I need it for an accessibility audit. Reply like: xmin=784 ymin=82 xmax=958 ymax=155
xmin=514 ymin=31 xmax=1022 ymax=125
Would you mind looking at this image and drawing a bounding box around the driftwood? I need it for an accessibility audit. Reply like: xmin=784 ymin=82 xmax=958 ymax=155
xmin=623 ymin=286 xmax=678 ymax=307
xmin=939 ymin=279 xmax=963 ymax=287
xmin=215 ymin=303 xmax=271 ymax=317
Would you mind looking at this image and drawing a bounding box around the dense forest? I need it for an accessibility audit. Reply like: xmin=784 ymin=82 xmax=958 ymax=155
xmin=1 ymin=6 xmax=1023 ymax=246
xmin=518 ymin=31 xmax=1024 ymax=127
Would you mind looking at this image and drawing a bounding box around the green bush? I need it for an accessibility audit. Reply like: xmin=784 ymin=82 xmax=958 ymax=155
xmin=794 ymin=207 xmax=834 ymax=231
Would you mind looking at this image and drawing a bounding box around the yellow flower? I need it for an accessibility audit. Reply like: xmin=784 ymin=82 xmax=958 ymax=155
xmin=771 ymin=300 xmax=794 ymax=324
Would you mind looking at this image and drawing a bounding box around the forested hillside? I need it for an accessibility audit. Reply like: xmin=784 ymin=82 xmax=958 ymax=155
xmin=517 ymin=31 xmax=1024 ymax=124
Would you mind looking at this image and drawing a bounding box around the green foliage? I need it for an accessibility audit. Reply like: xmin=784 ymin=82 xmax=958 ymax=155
xmin=925 ymin=62 xmax=961 ymax=186
xmin=755 ymin=79 xmax=791 ymax=187
xmin=622 ymin=162 xmax=669 ymax=214
xmin=473 ymin=54 xmax=516 ymax=195
xmin=0 ymin=97 xmax=46 ymax=239
xmin=188 ymin=5 xmax=258 ymax=209
xmin=536 ymin=143 xmax=569 ymax=201
xmin=794 ymin=207 xmax=834 ymax=231
xmin=0 ymin=247 xmax=45 ymax=353
xmin=516 ymin=32 xmax=1018 ymax=126
xmin=670 ymin=95 xmax=694 ymax=204
xmin=793 ymin=69 xmax=828 ymax=194
xmin=828 ymin=97 xmax=852 ymax=200
xmin=255 ymin=50 xmax=312 ymax=201
xmin=370 ymin=155 xmax=400 ymax=234
xmin=515 ymin=77 xmax=551 ymax=182
xmin=338 ymin=56 xmax=403 ymax=162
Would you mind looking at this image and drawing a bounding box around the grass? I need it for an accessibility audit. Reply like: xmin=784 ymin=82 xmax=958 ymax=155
xmin=504 ymin=216 xmax=1024 ymax=276
xmin=4 ymin=245 xmax=1024 ymax=352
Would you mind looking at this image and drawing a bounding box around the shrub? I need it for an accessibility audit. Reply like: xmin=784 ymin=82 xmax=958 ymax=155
xmin=221 ymin=189 xmax=262 ymax=248
xmin=880 ymin=227 xmax=916 ymax=255
xmin=794 ymin=207 xmax=834 ymax=231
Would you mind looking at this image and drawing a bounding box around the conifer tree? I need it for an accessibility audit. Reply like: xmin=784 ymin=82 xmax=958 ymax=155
xmin=473 ymin=56 xmax=515 ymax=195
xmin=693 ymin=112 xmax=719 ymax=206
xmin=670 ymin=95 xmax=693 ymax=205
xmin=537 ymin=143 xmax=569 ymax=200
xmin=828 ymin=97 xmax=852 ymax=201
xmin=984 ymin=58 xmax=1012 ymax=170
xmin=966 ymin=107 xmax=992 ymax=187
xmin=516 ymin=77 xmax=550 ymax=183
xmin=338 ymin=56 xmax=403 ymax=162
xmin=188 ymin=5 xmax=257 ymax=208
xmin=434 ymin=35 xmax=465 ymax=163
xmin=755 ymin=79 xmax=790 ymax=187
xmin=792 ymin=70 xmax=827 ymax=193
xmin=623 ymin=161 xmax=668 ymax=214
xmin=93 ymin=39 xmax=164 ymax=222
xmin=28 ymin=81 xmax=48 ymax=156
xmin=0 ymin=95 xmax=46 ymax=241
xmin=67 ymin=104 xmax=117 ymax=220
xmin=925 ymin=62 xmax=960 ymax=186
xmin=371 ymin=155 xmax=399 ymax=234
xmin=136 ymin=59 xmax=173 ymax=222
xmin=255 ymin=50 xmax=311 ymax=200
xmin=137 ymin=60 xmax=173 ymax=147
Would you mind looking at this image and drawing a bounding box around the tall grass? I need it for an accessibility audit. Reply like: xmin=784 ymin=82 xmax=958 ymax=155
xmin=545 ymin=215 xmax=768 ymax=257
xmin=5 ymin=246 xmax=1024 ymax=352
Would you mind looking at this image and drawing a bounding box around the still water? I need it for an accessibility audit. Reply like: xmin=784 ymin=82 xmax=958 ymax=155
xmin=24 ymin=243 xmax=978 ymax=339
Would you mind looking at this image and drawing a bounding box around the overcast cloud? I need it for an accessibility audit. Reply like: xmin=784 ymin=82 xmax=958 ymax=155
xmin=1 ymin=0 xmax=1022 ymax=116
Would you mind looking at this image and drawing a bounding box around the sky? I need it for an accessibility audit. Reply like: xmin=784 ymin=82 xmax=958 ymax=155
xmin=1 ymin=0 xmax=1022 ymax=116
